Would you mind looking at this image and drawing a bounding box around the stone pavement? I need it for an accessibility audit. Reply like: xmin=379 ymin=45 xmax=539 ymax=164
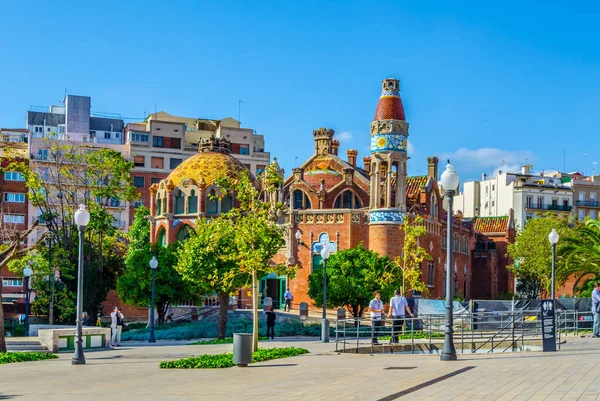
xmin=1 ymin=335 xmax=600 ymax=401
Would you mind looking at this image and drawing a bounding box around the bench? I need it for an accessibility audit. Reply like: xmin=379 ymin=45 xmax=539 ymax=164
xmin=38 ymin=327 xmax=111 ymax=353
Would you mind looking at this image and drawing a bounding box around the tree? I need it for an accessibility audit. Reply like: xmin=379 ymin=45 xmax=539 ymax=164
xmin=394 ymin=214 xmax=431 ymax=296
xmin=118 ymin=207 xmax=197 ymax=325
xmin=308 ymin=244 xmax=394 ymax=318
xmin=176 ymin=217 xmax=248 ymax=339
xmin=560 ymin=219 xmax=600 ymax=294
xmin=7 ymin=139 xmax=137 ymax=321
xmin=508 ymin=214 xmax=576 ymax=298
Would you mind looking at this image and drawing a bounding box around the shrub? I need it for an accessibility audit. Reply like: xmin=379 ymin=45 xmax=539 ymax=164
xmin=159 ymin=346 xmax=309 ymax=369
xmin=0 ymin=352 xmax=59 ymax=364
xmin=11 ymin=324 xmax=26 ymax=337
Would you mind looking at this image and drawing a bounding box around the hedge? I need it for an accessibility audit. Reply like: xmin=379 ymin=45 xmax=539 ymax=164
xmin=159 ymin=346 xmax=309 ymax=369
xmin=0 ymin=352 xmax=59 ymax=364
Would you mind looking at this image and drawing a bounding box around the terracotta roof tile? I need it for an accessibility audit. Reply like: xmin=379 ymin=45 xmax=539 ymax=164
xmin=406 ymin=176 xmax=428 ymax=197
xmin=474 ymin=216 xmax=509 ymax=234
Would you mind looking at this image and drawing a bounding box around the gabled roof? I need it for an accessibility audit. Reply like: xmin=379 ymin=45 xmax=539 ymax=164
xmin=474 ymin=216 xmax=509 ymax=234
xmin=406 ymin=175 xmax=428 ymax=197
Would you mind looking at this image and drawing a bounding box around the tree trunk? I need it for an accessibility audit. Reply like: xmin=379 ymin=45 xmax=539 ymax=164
xmin=252 ymin=270 xmax=259 ymax=352
xmin=217 ymin=293 xmax=229 ymax=339
xmin=0 ymin=279 xmax=6 ymax=352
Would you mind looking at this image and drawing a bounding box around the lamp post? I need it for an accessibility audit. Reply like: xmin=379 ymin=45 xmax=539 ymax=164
xmin=548 ymin=229 xmax=559 ymax=304
xmin=440 ymin=162 xmax=459 ymax=361
xmin=295 ymin=230 xmax=304 ymax=247
xmin=72 ymin=204 xmax=90 ymax=365
xmin=149 ymin=256 xmax=158 ymax=343
xmin=23 ymin=262 xmax=33 ymax=337
xmin=320 ymin=246 xmax=330 ymax=343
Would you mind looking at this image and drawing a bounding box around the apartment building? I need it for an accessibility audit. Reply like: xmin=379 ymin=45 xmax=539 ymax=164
xmin=454 ymin=165 xmax=573 ymax=228
xmin=0 ymin=128 xmax=29 ymax=314
xmin=570 ymin=174 xmax=600 ymax=221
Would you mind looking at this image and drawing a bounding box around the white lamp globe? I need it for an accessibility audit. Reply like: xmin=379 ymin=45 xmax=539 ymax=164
xmin=548 ymin=228 xmax=559 ymax=245
xmin=23 ymin=266 xmax=33 ymax=277
xmin=321 ymin=247 xmax=330 ymax=260
xmin=440 ymin=163 xmax=460 ymax=193
xmin=74 ymin=204 xmax=90 ymax=227
xmin=295 ymin=230 xmax=302 ymax=241
xmin=149 ymin=256 xmax=159 ymax=270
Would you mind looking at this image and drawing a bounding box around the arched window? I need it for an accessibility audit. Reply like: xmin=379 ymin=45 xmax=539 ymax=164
xmin=157 ymin=227 xmax=166 ymax=247
xmin=453 ymin=233 xmax=460 ymax=252
xmin=207 ymin=189 xmax=218 ymax=215
xmin=221 ymin=195 xmax=233 ymax=213
xmin=462 ymin=236 xmax=469 ymax=254
xmin=174 ymin=189 xmax=185 ymax=214
xmin=334 ymin=190 xmax=362 ymax=209
xmin=426 ymin=261 xmax=435 ymax=286
xmin=293 ymin=190 xmax=311 ymax=210
xmin=176 ymin=225 xmax=192 ymax=242
xmin=188 ymin=190 xmax=198 ymax=214
xmin=442 ymin=230 xmax=447 ymax=249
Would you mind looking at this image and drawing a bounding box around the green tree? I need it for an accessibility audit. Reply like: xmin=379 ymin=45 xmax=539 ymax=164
xmin=118 ymin=207 xmax=197 ymax=325
xmin=508 ymin=214 xmax=576 ymax=298
xmin=308 ymin=244 xmax=394 ymax=318
xmin=560 ymin=219 xmax=600 ymax=294
xmin=394 ymin=214 xmax=431 ymax=296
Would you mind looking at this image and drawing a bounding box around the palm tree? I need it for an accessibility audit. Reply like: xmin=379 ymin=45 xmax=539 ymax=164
xmin=559 ymin=220 xmax=600 ymax=294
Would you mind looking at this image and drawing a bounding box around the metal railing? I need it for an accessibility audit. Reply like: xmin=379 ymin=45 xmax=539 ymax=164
xmin=333 ymin=310 xmax=573 ymax=355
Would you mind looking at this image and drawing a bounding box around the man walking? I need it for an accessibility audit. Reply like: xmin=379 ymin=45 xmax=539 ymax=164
xmin=284 ymin=288 xmax=293 ymax=312
xmin=110 ymin=307 xmax=124 ymax=346
xmin=369 ymin=290 xmax=385 ymax=345
xmin=387 ymin=289 xmax=414 ymax=343
xmin=592 ymin=282 xmax=600 ymax=338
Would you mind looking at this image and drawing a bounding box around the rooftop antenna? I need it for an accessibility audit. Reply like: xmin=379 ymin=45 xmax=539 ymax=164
xmin=593 ymin=161 xmax=598 ymax=176
xmin=501 ymin=159 xmax=505 ymax=171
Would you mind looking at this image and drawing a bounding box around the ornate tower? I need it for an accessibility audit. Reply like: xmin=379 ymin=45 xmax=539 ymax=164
xmin=368 ymin=78 xmax=409 ymax=257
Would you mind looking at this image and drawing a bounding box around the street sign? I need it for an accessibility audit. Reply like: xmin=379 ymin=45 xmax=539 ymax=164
xmin=540 ymin=299 xmax=556 ymax=352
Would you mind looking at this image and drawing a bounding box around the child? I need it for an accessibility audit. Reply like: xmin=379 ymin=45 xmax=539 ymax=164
xmin=266 ymin=306 xmax=276 ymax=340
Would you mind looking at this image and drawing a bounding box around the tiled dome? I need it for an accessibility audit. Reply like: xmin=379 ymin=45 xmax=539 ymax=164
xmin=166 ymin=136 xmax=250 ymax=187
xmin=374 ymin=78 xmax=406 ymax=121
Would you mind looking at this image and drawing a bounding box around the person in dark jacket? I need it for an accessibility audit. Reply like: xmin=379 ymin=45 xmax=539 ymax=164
xmin=266 ymin=306 xmax=276 ymax=340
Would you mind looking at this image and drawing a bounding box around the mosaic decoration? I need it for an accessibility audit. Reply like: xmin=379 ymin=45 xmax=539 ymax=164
xmin=474 ymin=216 xmax=509 ymax=234
xmin=370 ymin=134 xmax=408 ymax=153
xmin=369 ymin=209 xmax=405 ymax=224
xmin=311 ymin=232 xmax=337 ymax=254
xmin=374 ymin=83 xmax=406 ymax=121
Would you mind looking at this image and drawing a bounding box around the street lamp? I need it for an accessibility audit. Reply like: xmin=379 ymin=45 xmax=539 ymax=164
xmin=320 ymin=246 xmax=330 ymax=343
xmin=548 ymin=229 xmax=559 ymax=303
xmin=149 ymin=256 xmax=158 ymax=343
xmin=23 ymin=262 xmax=33 ymax=337
xmin=72 ymin=204 xmax=90 ymax=365
xmin=440 ymin=161 xmax=459 ymax=361
xmin=295 ymin=230 xmax=304 ymax=247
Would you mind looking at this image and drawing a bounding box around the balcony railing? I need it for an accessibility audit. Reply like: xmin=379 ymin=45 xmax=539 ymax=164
xmin=576 ymin=200 xmax=600 ymax=208
xmin=526 ymin=203 xmax=572 ymax=212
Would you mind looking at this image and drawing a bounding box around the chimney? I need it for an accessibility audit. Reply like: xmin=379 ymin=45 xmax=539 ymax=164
xmin=363 ymin=157 xmax=371 ymax=173
xmin=313 ymin=127 xmax=334 ymax=156
xmin=331 ymin=140 xmax=340 ymax=156
xmin=482 ymin=173 xmax=487 ymax=181
xmin=427 ymin=156 xmax=439 ymax=180
xmin=347 ymin=149 xmax=358 ymax=167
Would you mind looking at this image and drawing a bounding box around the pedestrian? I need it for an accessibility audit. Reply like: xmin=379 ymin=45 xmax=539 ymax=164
xmin=592 ymin=282 xmax=600 ymax=338
xmin=369 ymin=290 xmax=385 ymax=345
xmin=110 ymin=306 xmax=124 ymax=346
xmin=284 ymin=288 xmax=293 ymax=312
xmin=387 ymin=289 xmax=414 ymax=343
xmin=81 ymin=312 xmax=89 ymax=327
xmin=266 ymin=306 xmax=276 ymax=340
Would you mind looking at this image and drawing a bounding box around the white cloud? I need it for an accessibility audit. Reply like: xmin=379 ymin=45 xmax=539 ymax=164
xmin=335 ymin=131 xmax=353 ymax=143
xmin=407 ymin=140 xmax=415 ymax=154
xmin=438 ymin=147 xmax=535 ymax=176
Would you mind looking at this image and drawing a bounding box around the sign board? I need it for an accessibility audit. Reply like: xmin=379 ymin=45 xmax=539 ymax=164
xmin=540 ymin=299 xmax=556 ymax=352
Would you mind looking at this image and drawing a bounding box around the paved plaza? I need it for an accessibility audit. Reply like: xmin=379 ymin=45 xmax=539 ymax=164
xmin=2 ymin=336 xmax=600 ymax=401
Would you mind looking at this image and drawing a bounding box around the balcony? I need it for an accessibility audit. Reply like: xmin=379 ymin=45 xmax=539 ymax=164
xmin=576 ymin=200 xmax=600 ymax=208
xmin=526 ymin=203 xmax=572 ymax=212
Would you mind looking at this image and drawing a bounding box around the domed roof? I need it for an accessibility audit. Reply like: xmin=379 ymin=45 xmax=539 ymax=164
xmin=166 ymin=136 xmax=250 ymax=188
xmin=374 ymin=78 xmax=406 ymax=121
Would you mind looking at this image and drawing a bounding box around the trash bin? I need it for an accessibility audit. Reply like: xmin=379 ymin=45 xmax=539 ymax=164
xmin=233 ymin=333 xmax=253 ymax=367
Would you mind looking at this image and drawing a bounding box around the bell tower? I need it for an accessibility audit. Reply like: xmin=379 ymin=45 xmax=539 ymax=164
xmin=368 ymin=78 xmax=409 ymax=257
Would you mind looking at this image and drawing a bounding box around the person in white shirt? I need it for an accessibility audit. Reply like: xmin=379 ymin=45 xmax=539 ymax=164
xmin=283 ymin=288 xmax=293 ymax=312
xmin=387 ymin=289 xmax=414 ymax=343
xmin=369 ymin=290 xmax=385 ymax=345
xmin=110 ymin=307 xmax=124 ymax=346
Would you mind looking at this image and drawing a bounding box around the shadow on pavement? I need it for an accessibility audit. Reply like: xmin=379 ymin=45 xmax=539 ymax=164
xmin=246 ymin=363 xmax=298 ymax=368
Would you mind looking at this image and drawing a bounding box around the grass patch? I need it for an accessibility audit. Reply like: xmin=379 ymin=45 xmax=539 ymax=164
xmin=378 ymin=332 xmax=446 ymax=341
xmin=0 ymin=352 xmax=58 ymax=364
xmin=189 ymin=336 xmax=268 ymax=345
xmin=159 ymin=346 xmax=309 ymax=369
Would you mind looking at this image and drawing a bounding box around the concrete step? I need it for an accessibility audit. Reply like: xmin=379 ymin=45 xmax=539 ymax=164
xmin=6 ymin=338 xmax=50 ymax=352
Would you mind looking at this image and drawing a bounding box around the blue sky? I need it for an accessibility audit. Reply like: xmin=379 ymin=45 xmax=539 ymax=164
xmin=1 ymin=1 xmax=599 ymax=183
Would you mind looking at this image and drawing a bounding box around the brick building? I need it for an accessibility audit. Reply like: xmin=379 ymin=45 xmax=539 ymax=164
xmin=149 ymin=78 xmax=516 ymax=311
